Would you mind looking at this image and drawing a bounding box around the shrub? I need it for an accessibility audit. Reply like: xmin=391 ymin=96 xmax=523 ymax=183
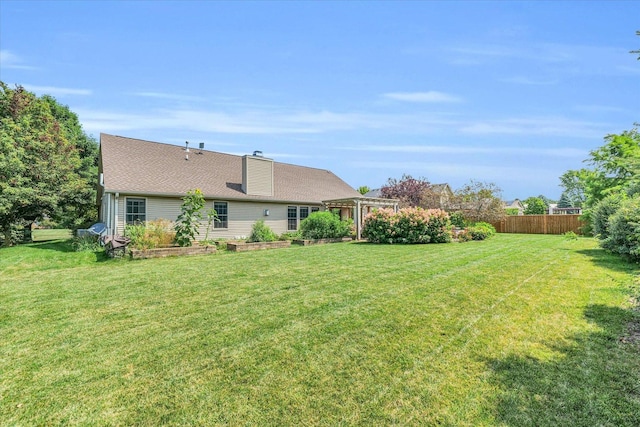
xmin=0 ymin=223 xmax=25 ymax=246
xmin=126 ymin=219 xmax=176 ymax=250
xmin=591 ymin=193 xmax=625 ymax=240
xmin=299 ymin=211 xmax=353 ymax=239
xmin=563 ymin=231 xmax=579 ymax=241
xmin=456 ymin=229 xmax=473 ymax=242
xmin=72 ymin=235 xmax=102 ymax=252
xmin=279 ymin=231 xmax=301 ymax=241
xmin=248 ymin=220 xmax=278 ymax=243
xmin=600 ymin=196 xmax=640 ymax=260
xmin=449 ymin=211 xmax=467 ymax=228
xmin=362 ymin=207 xmax=452 ymax=244
xmin=467 ymin=222 xmax=496 ymax=241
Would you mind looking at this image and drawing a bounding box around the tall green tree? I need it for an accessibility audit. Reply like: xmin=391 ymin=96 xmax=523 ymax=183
xmin=0 ymin=83 xmax=96 ymax=246
xmin=42 ymin=94 xmax=99 ymax=227
xmin=523 ymin=197 xmax=547 ymax=215
xmin=560 ymin=127 xmax=640 ymax=209
xmin=557 ymin=192 xmax=573 ymax=208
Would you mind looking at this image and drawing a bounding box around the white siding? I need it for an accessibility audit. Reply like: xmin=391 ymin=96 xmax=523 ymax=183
xmin=110 ymin=193 xmax=320 ymax=240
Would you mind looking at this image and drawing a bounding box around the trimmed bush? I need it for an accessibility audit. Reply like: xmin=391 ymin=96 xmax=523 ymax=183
xmin=600 ymin=196 xmax=640 ymax=260
xmin=248 ymin=220 xmax=278 ymax=243
xmin=467 ymin=222 xmax=496 ymax=241
xmin=299 ymin=211 xmax=352 ymax=239
xmin=362 ymin=207 xmax=452 ymax=244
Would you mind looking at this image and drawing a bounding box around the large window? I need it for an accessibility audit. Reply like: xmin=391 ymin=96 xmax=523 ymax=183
xmin=300 ymin=207 xmax=309 ymax=222
xmin=126 ymin=198 xmax=146 ymax=224
xmin=288 ymin=206 xmax=298 ymax=230
xmin=214 ymin=201 xmax=228 ymax=228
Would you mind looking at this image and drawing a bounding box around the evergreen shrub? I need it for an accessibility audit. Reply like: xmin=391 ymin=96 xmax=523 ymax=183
xmin=248 ymin=220 xmax=278 ymax=243
xmin=600 ymin=196 xmax=640 ymax=260
xmin=299 ymin=211 xmax=352 ymax=239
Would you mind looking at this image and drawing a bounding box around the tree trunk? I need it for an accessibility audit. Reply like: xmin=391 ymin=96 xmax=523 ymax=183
xmin=2 ymin=226 xmax=12 ymax=247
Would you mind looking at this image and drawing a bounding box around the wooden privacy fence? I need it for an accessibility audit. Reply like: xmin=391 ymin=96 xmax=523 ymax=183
xmin=492 ymin=214 xmax=585 ymax=235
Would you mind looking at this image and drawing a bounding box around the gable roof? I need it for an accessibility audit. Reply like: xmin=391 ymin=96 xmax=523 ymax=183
xmin=99 ymin=134 xmax=361 ymax=204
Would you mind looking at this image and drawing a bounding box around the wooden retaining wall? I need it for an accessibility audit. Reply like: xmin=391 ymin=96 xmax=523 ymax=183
xmin=492 ymin=214 xmax=585 ymax=235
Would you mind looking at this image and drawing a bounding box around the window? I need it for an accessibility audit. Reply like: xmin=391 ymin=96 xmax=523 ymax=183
xmin=214 ymin=201 xmax=228 ymax=228
xmin=126 ymin=198 xmax=146 ymax=224
xmin=288 ymin=206 xmax=298 ymax=230
xmin=311 ymin=207 xmax=320 ymax=213
xmin=300 ymin=207 xmax=309 ymax=222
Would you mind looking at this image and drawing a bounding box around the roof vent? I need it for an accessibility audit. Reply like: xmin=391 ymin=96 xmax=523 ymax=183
xmin=253 ymin=150 xmax=263 ymax=157
xmin=184 ymin=141 xmax=189 ymax=152
xmin=198 ymin=142 xmax=204 ymax=154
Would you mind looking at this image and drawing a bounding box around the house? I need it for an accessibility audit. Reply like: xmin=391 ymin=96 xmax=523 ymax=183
xmin=430 ymin=183 xmax=454 ymax=209
xmin=97 ymin=134 xmax=396 ymax=240
xmin=548 ymin=204 xmax=582 ymax=215
xmin=503 ymin=199 xmax=525 ymax=215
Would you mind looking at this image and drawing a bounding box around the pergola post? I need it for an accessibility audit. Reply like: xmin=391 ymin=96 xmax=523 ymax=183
xmin=322 ymin=196 xmax=399 ymax=240
xmin=356 ymin=199 xmax=362 ymax=240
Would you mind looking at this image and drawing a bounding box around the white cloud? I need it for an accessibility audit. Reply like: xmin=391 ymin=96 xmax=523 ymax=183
xmin=132 ymin=92 xmax=205 ymax=102
xmin=500 ymin=76 xmax=558 ymax=85
xmin=339 ymin=144 xmax=586 ymax=158
xmin=383 ymin=91 xmax=463 ymax=103
xmin=460 ymin=117 xmax=606 ymax=138
xmin=0 ymin=50 xmax=36 ymax=70
xmin=349 ymin=160 xmax=559 ymax=187
xmin=74 ymin=104 xmax=605 ymax=142
xmin=22 ymin=84 xmax=92 ymax=96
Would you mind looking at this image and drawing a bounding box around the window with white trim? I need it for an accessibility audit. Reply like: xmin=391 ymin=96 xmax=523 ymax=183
xmin=300 ymin=207 xmax=309 ymax=222
xmin=126 ymin=198 xmax=146 ymax=224
xmin=214 ymin=201 xmax=228 ymax=228
xmin=288 ymin=206 xmax=298 ymax=230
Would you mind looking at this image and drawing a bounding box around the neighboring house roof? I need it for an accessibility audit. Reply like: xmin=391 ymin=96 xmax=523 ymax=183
xmin=430 ymin=183 xmax=453 ymax=195
xmin=99 ymin=134 xmax=361 ymax=203
xmin=504 ymin=199 xmax=524 ymax=208
xmin=363 ymin=188 xmax=383 ymax=198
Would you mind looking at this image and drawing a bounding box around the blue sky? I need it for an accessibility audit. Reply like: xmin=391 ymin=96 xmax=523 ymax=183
xmin=1 ymin=1 xmax=638 ymax=200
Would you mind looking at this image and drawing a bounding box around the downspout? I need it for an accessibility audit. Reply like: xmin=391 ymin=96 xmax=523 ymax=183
xmin=106 ymin=194 xmax=112 ymax=235
xmin=114 ymin=192 xmax=119 ymax=236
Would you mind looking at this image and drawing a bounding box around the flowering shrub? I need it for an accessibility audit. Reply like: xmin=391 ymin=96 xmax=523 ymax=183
xmin=362 ymin=207 xmax=452 ymax=244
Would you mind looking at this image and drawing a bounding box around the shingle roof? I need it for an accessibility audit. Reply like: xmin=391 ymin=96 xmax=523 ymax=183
xmin=99 ymin=134 xmax=361 ymax=203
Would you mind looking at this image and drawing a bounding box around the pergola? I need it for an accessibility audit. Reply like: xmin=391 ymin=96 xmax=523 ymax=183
xmin=322 ymin=196 xmax=399 ymax=240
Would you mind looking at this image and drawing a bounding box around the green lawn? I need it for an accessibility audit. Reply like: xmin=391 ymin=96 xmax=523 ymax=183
xmin=1 ymin=235 xmax=638 ymax=425
xmin=31 ymin=228 xmax=73 ymax=242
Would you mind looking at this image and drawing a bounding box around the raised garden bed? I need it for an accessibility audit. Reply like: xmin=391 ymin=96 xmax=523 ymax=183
xmin=226 ymin=241 xmax=291 ymax=252
xmin=130 ymin=245 xmax=216 ymax=259
xmin=292 ymin=237 xmax=352 ymax=246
